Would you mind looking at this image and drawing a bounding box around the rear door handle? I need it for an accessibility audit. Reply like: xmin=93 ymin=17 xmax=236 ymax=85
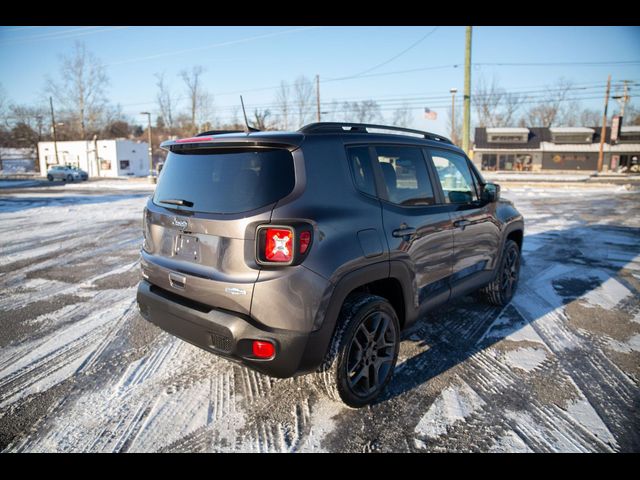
xmin=392 ymin=227 xmax=417 ymax=238
xmin=453 ymin=219 xmax=471 ymax=229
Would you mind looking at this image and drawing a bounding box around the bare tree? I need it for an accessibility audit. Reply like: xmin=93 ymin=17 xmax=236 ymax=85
xmin=389 ymin=103 xmax=414 ymax=128
xmin=45 ymin=41 xmax=109 ymax=139
xmin=322 ymin=99 xmax=340 ymax=122
xmin=340 ymin=100 xmax=382 ymax=123
xmin=155 ymin=72 xmax=176 ymax=130
xmin=524 ymin=78 xmax=574 ymax=128
xmin=623 ymin=104 xmax=640 ymax=126
xmin=0 ymin=83 xmax=8 ymax=128
xmin=253 ymin=109 xmax=272 ymax=130
xmin=179 ymin=66 xmax=213 ymax=135
xmin=293 ymin=75 xmax=314 ymax=128
xmin=576 ymin=108 xmax=601 ymax=128
xmin=274 ymin=81 xmax=291 ymax=130
xmin=473 ymin=76 xmax=524 ymax=127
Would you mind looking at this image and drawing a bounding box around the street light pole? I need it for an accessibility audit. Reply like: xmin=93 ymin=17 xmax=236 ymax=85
xmin=450 ymin=88 xmax=458 ymax=144
xmin=140 ymin=112 xmax=153 ymax=181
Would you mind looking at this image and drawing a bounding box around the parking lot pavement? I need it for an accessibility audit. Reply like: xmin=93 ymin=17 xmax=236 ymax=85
xmin=0 ymin=184 xmax=638 ymax=452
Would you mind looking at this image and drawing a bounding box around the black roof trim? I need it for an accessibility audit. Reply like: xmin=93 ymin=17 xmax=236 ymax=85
xmin=196 ymin=129 xmax=247 ymax=136
xmin=299 ymin=122 xmax=454 ymax=145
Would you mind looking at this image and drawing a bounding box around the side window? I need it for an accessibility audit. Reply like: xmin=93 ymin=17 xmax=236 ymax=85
xmin=346 ymin=146 xmax=376 ymax=197
xmin=429 ymin=149 xmax=478 ymax=204
xmin=374 ymin=145 xmax=435 ymax=206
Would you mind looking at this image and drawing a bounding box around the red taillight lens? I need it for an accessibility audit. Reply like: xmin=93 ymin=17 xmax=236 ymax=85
xmin=252 ymin=340 xmax=275 ymax=359
xmin=265 ymin=228 xmax=293 ymax=262
xmin=299 ymin=231 xmax=311 ymax=254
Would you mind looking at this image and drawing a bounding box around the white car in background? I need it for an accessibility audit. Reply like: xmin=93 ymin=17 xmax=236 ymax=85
xmin=47 ymin=165 xmax=84 ymax=182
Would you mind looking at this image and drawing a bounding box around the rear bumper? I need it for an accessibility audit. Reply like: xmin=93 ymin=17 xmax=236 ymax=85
xmin=136 ymin=280 xmax=328 ymax=378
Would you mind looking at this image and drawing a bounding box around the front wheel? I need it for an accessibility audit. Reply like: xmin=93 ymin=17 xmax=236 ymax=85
xmin=66 ymin=174 xmax=73 ymax=182
xmin=47 ymin=174 xmax=53 ymax=181
xmin=317 ymin=293 xmax=400 ymax=408
xmin=480 ymin=239 xmax=521 ymax=306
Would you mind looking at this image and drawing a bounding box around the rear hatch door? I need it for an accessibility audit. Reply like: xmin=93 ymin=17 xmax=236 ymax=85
xmin=142 ymin=141 xmax=298 ymax=315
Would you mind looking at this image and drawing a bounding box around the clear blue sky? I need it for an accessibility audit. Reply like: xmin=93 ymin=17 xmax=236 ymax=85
xmin=1 ymin=26 xmax=639 ymax=136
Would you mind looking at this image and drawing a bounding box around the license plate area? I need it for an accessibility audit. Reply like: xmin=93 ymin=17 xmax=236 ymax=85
xmin=173 ymin=234 xmax=200 ymax=261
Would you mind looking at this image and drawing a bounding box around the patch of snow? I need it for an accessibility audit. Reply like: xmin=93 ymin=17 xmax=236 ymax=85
xmin=565 ymin=398 xmax=619 ymax=450
xmin=580 ymin=277 xmax=632 ymax=310
xmin=489 ymin=429 xmax=533 ymax=452
xmin=298 ymin=398 xmax=344 ymax=452
xmin=502 ymin=346 xmax=548 ymax=373
xmin=478 ymin=305 xmax=545 ymax=346
xmin=414 ymin=380 xmax=486 ymax=439
xmin=605 ymin=333 xmax=640 ymax=354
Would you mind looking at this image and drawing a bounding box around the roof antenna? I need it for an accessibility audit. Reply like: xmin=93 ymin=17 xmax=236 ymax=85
xmin=240 ymin=95 xmax=251 ymax=135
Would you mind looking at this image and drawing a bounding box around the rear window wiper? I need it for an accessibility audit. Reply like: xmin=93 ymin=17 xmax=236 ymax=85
xmin=158 ymin=198 xmax=194 ymax=207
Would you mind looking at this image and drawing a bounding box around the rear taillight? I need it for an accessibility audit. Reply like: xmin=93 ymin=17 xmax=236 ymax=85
xmin=256 ymin=225 xmax=313 ymax=266
xmin=264 ymin=227 xmax=293 ymax=263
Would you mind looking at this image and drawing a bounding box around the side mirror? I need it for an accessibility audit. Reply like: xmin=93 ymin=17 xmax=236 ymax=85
xmin=482 ymin=182 xmax=500 ymax=203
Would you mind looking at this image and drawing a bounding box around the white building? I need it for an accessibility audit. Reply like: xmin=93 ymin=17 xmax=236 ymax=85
xmin=38 ymin=139 xmax=150 ymax=178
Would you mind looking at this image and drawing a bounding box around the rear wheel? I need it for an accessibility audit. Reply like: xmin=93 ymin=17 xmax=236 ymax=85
xmin=480 ymin=239 xmax=521 ymax=306
xmin=47 ymin=174 xmax=53 ymax=181
xmin=66 ymin=174 xmax=73 ymax=182
xmin=317 ymin=293 xmax=400 ymax=408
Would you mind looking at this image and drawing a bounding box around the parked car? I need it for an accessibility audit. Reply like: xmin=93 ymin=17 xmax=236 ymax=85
xmin=136 ymin=122 xmax=524 ymax=407
xmin=46 ymin=165 xmax=83 ymax=182
xmin=69 ymin=166 xmax=88 ymax=181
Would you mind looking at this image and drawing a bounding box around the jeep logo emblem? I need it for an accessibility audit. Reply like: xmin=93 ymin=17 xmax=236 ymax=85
xmin=171 ymin=218 xmax=188 ymax=230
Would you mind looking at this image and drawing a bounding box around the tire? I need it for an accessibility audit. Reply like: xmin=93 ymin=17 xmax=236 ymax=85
xmin=66 ymin=174 xmax=73 ymax=182
xmin=480 ymin=239 xmax=521 ymax=306
xmin=317 ymin=293 xmax=400 ymax=408
xmin=47 ymin=175 xmax=53 ymax=181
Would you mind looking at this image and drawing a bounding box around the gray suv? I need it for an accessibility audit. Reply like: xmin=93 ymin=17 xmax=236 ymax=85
xmin=136 ymin=123 xmax=524 ymax=407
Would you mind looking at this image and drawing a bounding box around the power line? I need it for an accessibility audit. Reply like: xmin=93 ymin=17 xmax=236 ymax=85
xmin=0 ymin=26 xmax=131 ymax=46
xmin=115 ymin=82 xmax=637 ymax=117
xmin=105 ymin=27 xmax=321 ymax=67
xmin=347 ymin=27 xmax=440 ymax=78
xmin=476 ymin=60 xmax=640 ymax=67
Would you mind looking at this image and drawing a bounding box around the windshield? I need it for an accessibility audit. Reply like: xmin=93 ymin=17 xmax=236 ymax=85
xmin=153 ymin=148 xmax=295 ymax=214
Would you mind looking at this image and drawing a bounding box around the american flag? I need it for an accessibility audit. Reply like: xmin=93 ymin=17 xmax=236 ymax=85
xmin=424 ymin=108 xmax=437 ymax=120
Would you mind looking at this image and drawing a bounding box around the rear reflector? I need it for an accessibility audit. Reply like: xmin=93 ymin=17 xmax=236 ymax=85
xmin=252 ymin=340 xmax=275 ymax=359
xmin=299 ymin=231 xmax=311 ymax=254
xmin=176 ymin=136 xmax=214 ymax=143
xmin=265 ymin=228 xmax=293 ymax=262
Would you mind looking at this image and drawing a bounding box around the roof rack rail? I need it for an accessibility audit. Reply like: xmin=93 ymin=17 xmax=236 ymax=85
xmin=298 ymin=122 xmax=453 ymax=145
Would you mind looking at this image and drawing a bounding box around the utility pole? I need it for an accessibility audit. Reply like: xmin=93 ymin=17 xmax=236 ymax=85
xmin=35 ymin=115 xmax=43 ymax=173
xmin=49 ymin=97 xmax=60 ymax=166
xmin=597 ymin=75 xmax=611 ymax=173
xmin=140 ymin=112 xmax=153 ymax=181
xmin=449 ymin=88 xmax=458 ymax=144
xmin=462 ymin=26 xmax=472 ymax=155
xmin=93 ymin=134 xmax=100 ymax=178
xmin=316 ymin=74 xmax=321 ymax=122
xmin=612 ymin=80 xmax=632 ymax=124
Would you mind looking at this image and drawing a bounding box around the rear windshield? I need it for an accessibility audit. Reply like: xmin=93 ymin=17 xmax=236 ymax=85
xmin=153 ymin=148 xmax=295 ymax=214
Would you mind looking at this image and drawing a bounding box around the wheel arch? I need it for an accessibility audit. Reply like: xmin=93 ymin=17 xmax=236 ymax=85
xmin=298 ymin=260 xmax=414 ymax=373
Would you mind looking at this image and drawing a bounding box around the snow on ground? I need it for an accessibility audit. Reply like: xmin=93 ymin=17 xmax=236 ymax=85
xmin=0 ymin=184 xmax=639 ymax=452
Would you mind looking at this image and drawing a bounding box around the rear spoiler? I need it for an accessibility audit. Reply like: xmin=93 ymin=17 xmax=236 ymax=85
xmin=160 ymin=132 xmax=304 ymax=153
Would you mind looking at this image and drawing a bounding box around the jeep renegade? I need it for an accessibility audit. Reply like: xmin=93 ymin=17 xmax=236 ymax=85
xmin=136 ymin=122 xmax=524 ymax=407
